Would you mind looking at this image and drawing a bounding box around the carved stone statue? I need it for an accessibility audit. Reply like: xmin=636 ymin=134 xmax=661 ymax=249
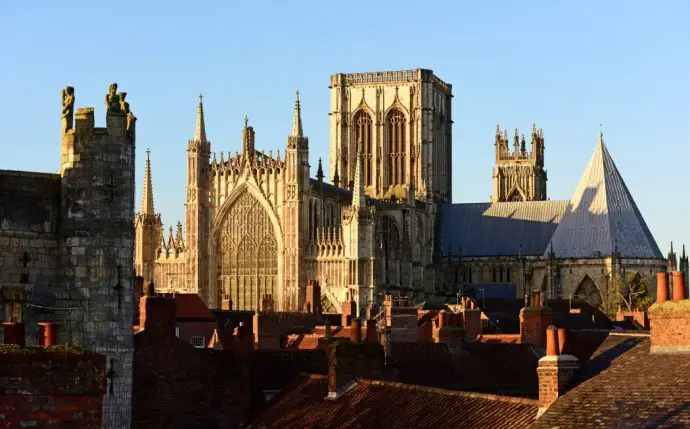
xmin=119 ymin=92 xmax=130 ymax=114
xmin=105 ymin=83 xmax=121 ymax=113
xmin=61 ymin=86 xmax=75 ymax=133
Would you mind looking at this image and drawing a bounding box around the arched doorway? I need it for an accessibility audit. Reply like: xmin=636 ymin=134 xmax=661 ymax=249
xmin=575 ymin=275 xmax=603 ymax=308
xmin=216 ymin=191 xmax=278 ymax=311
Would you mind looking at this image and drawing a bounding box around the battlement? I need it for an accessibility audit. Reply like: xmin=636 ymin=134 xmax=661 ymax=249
xmin=330 ymin=68 xmax=451 ymax=93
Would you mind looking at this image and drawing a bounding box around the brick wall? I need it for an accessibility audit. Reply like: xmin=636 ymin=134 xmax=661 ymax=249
xmin=649 ymin=302 xmax=690 ymax=353
xmin=0 ymin=345 xmax=106 ymax=429
xmin=253 ymin=312 xmax=317 ymax=349
xmin=389 ymin=308 xmax=418 ymax=343
xmin=520 ymin=307 xmax=553 ymax=350
xmin=327 ymin=340 xmax=385 ymax=398
xmin=537 ymin=355 xmax=579 ymax=412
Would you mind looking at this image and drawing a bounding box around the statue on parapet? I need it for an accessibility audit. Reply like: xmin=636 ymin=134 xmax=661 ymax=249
xmin=61 ymin=86 xmax=74 ymax=133
xmin=105 ymin=83 xmax=121 ymax=113
xmin=119 ymin=91 xmax=137 ymax=136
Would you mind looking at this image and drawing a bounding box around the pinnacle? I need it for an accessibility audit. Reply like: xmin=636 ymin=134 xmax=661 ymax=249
xmin=291 ymin=89 xmax=303 ymax=137
xmin=194 ymin=94 xmax=207 ymax=143
xmin=141 ymin=148 xmax=154 ymax=215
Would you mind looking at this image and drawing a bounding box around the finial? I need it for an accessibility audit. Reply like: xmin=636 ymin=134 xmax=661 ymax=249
xmin=599 ymin=123 xmax=604 ymax=143
xmin=244 ymin=115 xmax=249 ymax=128
xmin=146 ymin=148 xmax=150 ymax=160
xmin=199 ymin=93 xmax=203 ymax=104
xmin=296 ymin=89 xmax=300 ymax=102
xmin=317 ymin=157 xmax=324 ymax=182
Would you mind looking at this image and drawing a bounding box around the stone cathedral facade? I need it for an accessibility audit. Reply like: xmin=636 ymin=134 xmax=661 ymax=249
xmin=134 ymin=68 xmax=667 ymax=315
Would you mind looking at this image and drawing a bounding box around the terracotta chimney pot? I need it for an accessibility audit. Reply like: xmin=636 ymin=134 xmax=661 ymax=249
xmin=557 ymin=327 xmax=567 ymax=354
xmin=545 ymin=325 xmax=558 ymax=357
xmin=1 ymin=322 xmax=25 ymax=346
xmin=656 ymin=272 xmax=669 ymax=303
xmin=673 ymin=271 xmax=686 ymax=301
xmin=38 ymin=322 xmax=60 ymax=347
xmin=351 ymin=318 xmax=362 ymax=342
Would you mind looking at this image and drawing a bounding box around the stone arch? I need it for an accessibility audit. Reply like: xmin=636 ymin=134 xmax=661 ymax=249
xmin=352 ymin=109 xmax=374 ymax=188
xmin=211 ymin=182 xmax=283 ymax=311
xmin=575 ymin=275 xmax=603 ymax=308
xmin=507 ymin=185 xmax=525 ymax=202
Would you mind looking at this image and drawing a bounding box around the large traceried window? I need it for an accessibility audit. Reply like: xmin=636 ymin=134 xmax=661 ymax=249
xmin=386 ymin=109 xmax=406 ymax=187
xmin=216 ymin=191 xmax=278 ymax=311
xmin=353 ymin=110 xmax=373 ymax=187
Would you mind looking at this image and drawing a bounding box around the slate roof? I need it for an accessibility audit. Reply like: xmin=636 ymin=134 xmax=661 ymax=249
xmin=532 ymin=333 xmax=690 ymax=428
xmin=438 ymin=200 xmax=568 ymax=257
xmin=545 ymin=138 xmax=663 ymax=259
xmin=250 ymin=375 xmax=539 ymax=429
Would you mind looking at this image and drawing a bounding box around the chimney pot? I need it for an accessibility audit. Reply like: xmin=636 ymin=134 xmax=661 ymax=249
xmin=546 ymin=325 xmax=558 ymax=356
xmin=656 ymin=272 xmax=669 ymax=303
xmin=557 ymin=327 xmax=567 ymax=354
xmin=351 ymin=318 xmax=362 ymax=342
xmin=673 ymin=271 xmax=686 ymax=301
xmin=365 ymin=319 xmax=377 ymax=342
xmin=438 ymin=310 xmax=446 ymax=330
xmin=1 ymin=322 xmax=25 ymax=346
xmin=38 ymin=322 xmax=60 ymax=347
xmin=524 ymin=294 xmax=530 ymax=308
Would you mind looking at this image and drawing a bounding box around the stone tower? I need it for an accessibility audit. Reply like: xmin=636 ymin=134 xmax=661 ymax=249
xmin=134 ymin=149 xmax=162 ymax=286
xmin=329 ymin=69 xmax=453 ymax=202
xmin=186 ymin=95 xmax=211 ymax=301
xmin=58 ymin=84 xmax=135 ymax=428
xmin=283 ymin=91 xmax=310 ymax=311
xmin=492 ymin=123 xmax=547 ymax=202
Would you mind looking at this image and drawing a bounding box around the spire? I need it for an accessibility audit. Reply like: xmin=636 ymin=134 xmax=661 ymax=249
xmin=333 ymin=159 xmax=340 ymax=187
xmin=194 ymin=94 xmax=207 ymax=143
xmin=352 ymin=147 xmax=365 ymax=209
xmin=291 ymin=90 xmax=303 ymax=137
xmin=141 ymin=148 xmax=154 ymax=214
xmin=316 ymin=157 xmax=324 ymax=182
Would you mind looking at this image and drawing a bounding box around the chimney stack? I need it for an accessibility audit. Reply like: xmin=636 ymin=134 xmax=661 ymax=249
xmin=649 ymin=271 xmax=690 ymax=354
xmin=1 ymin=322 xmax=25 ymax=346
xmin=341 ymin=292 xmax=357 ymax=327
xmin=326 ymin=340 xmax=384 ymax=400
xmin=351 ymin=318 xmax=362 ymax=342
xmin=537 ymin=325 xmax=579 ymax=416
xmin=139 ymin=283 xmax=176 ymax=337
xmin=520 ymin=289 xmax=553 ymax=351
xmin=365 ymin=319 xmax=377 ymax=342
xmin=384 ymin=295 xmax=418 ymax=343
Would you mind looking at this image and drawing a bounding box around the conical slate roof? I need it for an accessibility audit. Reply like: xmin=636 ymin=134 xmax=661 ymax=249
xmin=545 ymin=134 xmax=662 ymax=259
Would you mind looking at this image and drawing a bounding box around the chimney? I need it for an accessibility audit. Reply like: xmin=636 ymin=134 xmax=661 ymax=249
xmin=437 ymin=322 xmax=465 ymax=355
xmin=341 ymin=293 xmax=357 ymax=327
xmin=305 ymin=280 xmax=322 ymax=316
xmin=38 ymin=322 xmax=60 ymax=347
xmin=326 ymin=340 xmax=385 ymax=400
xmin=351 ymin=318 xmax=362 ymax=342
xmin=649 ymin=271 xmax=690 ymax=353
xmin=1 ymin=322 xmax=25 ymax=346
xmin=384 ymin=295 xmax=418 ymax=343
xmin=460 ymin=297 xmax=482 ymax=341
xmin=520 ymin=289 xmax=553 ymax=351
xmin=365 ymin=319 xmax=377 ymax=342
xmin=537 ymin=325 xmax=579 ymax=416
xmin=139 ymin=283 xmax=176 ymax=337
xmin=656 ymin=272 xmax=669 ymax=303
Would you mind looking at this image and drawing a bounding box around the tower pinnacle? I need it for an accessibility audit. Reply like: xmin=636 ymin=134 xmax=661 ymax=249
xmin=352 ymin=147 xmax=365 ymax=209
xmin=194 ymin=94 xmax=207 ymax=143
xmin=291 ymin=89 xmax=303 ymax=137
xmin=141 ymin=148 xmax=154 ymax=214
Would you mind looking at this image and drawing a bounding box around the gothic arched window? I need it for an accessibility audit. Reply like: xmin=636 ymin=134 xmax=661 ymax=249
xmin=353 ymin=110 xmax=373 ymax=187
xmin=575 ymin=275 xmax=602 ymax=308
xmin=386 ymin=109 xmax=406 ymax=187
xmin=216 ymin=192 xmax=278 ymax=311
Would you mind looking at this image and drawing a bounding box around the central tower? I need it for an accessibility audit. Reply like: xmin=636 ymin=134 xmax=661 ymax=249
xmin=329 ymin=69 xmax=452 ymax=202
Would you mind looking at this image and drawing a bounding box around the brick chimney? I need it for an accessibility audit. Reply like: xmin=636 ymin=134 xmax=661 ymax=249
xmin=657 ymin=271 xmax=669 ymax=303
xmin=351 ymin=318 xmax=362 ymax=342
xmin=437 ymin=312 xmax=465 ymax=355
xmin=537 ymin=325 xmax=579 ymax=416
xmin=326 ymin=340 xmax=384 ymax=400
xmin=341 ymin=292 xmax=357 ymax=327
xmin=383 ymin=295 xmax=418 ymax=343
xmin=139 ymin=282 xmax=176 ymax=337
xmin=459 ymin=297 xmax=482 ymax=341
xmin=305 ymin=280 xmax=322 ymax=316
xmin=365 ymin=319 xmax=377 ymax=342
xmin=520 ymin=290 xmax=553 ymax=351
xmin=649 ymin=271 xmax=690 ymax=353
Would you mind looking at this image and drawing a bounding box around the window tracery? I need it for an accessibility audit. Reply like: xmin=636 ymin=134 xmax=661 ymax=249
xmin=216 ymin=191 xmax=278 ymax=311
xmin=353 ymin=110 xmax=373 ymax=187
xmin=386 ymin=109 xmax=406 ymax=186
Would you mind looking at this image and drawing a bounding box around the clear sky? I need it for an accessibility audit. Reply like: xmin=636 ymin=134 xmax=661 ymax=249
xmin=1 ymin=1 xmax=688 ymax=257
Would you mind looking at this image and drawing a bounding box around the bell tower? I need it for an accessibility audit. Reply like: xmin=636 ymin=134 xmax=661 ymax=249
xmin=492 ymin=123 xmax=547 ymax=202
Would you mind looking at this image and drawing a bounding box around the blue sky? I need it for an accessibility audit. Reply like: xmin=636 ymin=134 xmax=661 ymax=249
xmin=1 ymin=1 xmax=688 ymax=256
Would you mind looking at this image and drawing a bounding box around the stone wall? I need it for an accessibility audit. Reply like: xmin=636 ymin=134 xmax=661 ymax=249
xmin=0 ymin=345 xmax=106 ymax=429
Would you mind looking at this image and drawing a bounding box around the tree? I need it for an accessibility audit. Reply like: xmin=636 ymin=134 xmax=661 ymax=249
xmin=615 ymin=273 xmax=654 ymax=311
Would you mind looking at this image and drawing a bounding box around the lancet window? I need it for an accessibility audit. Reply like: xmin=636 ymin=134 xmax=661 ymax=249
xmin=353 ymin=110 xmax=373 ymax=187
xmin=386 ymin=109 xmax=406 ymax=186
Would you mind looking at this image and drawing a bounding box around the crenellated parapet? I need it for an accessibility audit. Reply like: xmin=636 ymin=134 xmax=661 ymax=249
xmin=495 ymin=123 xmax=544 ymax=164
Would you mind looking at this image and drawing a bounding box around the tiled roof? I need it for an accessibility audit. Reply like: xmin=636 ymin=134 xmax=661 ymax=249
xmin=284 ymin=326 xmax=365 ymax=350
xmin=477 ymin=334 xmax=522 ymax=344
xmin=171 ymin=294 xmax=216 ymax=321
xmin=438 ymin=200 xmax=568 ymax=257
xmin=532 ymin=333 xmax=690 ymax=428
xmin=250 ymin=375 xmax=538 ymax=429
xmin=545 ymin=139 xmax=663 ymax=259
xmin=391 ymin=341 xmax=540 ymax=397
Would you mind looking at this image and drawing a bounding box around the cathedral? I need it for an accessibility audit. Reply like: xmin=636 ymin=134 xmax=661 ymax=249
xmin=134 ymin=68 xmax=667 ymax=315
